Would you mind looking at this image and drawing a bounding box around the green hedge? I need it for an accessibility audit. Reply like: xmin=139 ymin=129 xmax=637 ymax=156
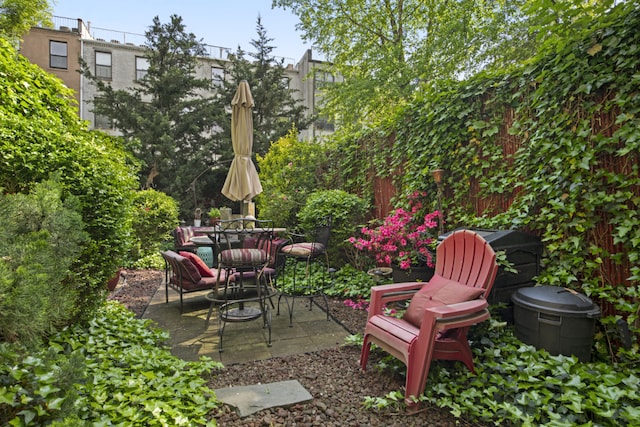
xmin=0 ymin=38 xmax=139 ymax=327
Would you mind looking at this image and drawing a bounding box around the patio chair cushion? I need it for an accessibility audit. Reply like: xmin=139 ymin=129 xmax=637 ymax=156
xmin=281 ymin=242 xmax=325 ymax=258
xmin=403 ymin=280 xmax=485 ymax=327
xmin=219 ymin=248 xmax=268 ymax=268
xmin=179 ymin=251 xmax=214 ymax=277
xmin=172 ymin=227 xmax=197 ymax=252
xmin=173 ymin=253 xmax=202 ymax=283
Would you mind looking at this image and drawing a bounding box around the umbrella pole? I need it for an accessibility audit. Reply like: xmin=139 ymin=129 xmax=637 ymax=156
xmin=241 ymin=201 xmax=255 ymax=218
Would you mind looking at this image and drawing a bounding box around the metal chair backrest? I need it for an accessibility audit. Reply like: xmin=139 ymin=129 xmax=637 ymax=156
xmin=313 ymin=216 xmax=332 ymax=248
xmin=213 ymin=218 xmax=274 ymax=269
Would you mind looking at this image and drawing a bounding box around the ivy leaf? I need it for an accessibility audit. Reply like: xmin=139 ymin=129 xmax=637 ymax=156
xmin=587 ymin=43 xmax=602 ymax=56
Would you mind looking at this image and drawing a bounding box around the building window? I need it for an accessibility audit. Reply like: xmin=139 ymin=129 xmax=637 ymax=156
xmin=94 ymin=111 xmax=113 ymax=129
xmin=135 ymin=56 xmax=149 ymax=81
xmin=49 ymin=41 xmax=67 ymax=69
xmin=314 ymin=70 xmax=335 ymax=91
xmin=93 ymin=99 xmax=113 ymax=129
xmin=315 ymin=116 xmax=335 ymax=132
xmin=211 ymin=67 xmax=224 ymax=87
xmin=95 ymin=51 xmax=112 ymax=79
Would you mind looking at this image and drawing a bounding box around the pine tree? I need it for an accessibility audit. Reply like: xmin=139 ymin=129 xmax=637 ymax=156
xmin=83 ymin=15 xmax=219 ymax=214
xmin=211 ymin=17 xmax=311 ymax=159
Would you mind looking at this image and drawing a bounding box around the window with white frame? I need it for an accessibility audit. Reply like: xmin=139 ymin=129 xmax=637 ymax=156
xmin=211 ymin=67 xmax=224 ymax=87
xmin=49 ymin=41 xmax=67 ymax=69
xmin=135 ymin=56 xmax=149 ymax=81
xmin=95 ymin=51 xmax=112 ymax=79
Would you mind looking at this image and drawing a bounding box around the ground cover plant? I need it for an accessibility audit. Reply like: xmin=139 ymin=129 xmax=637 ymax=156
xmin=357 ymin=310 xmax=640 ymax=426
xmin=0 ymin=301 xmax=222 ymax=426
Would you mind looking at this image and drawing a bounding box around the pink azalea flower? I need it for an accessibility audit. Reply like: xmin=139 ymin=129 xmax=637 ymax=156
xmin=348 ymin=191 xmax=440 ymax=270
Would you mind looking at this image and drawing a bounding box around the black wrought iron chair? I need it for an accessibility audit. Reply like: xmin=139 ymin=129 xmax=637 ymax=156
xmin=277 ymin=216 xmax=332 ymax=326
xmin=160 ymin=250 xmax=232 ymax=313
xmin=171 ymin=226 xmax=198 ymax=253
xmin=205 ymin=218 xmax=275 ymax=351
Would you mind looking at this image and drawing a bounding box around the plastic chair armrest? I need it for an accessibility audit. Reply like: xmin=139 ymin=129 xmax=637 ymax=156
xmin=426 ymin=299 xmax=488 ymax=317
xmin=369 ymin=282 xmax=424 ymax=318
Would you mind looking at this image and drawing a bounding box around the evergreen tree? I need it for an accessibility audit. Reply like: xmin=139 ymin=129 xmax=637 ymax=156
xmin=82 ymin=15 xmax=220 ymax=215
xmin=83 ymin=15 xmax=309 ymax=215
xmin=211 ymin=17 xmax=311 ymax=160
xmin=249 ymin=17 xmax=310 ymax=155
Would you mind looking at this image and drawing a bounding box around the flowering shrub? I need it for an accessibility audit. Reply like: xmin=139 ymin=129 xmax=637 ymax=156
xmin=344 ymin=299 xmax=369 ymax=311
xmin=349 ymin=192 xmax=440 ymax=270
xmin=343 ymin=299 xmax=398 ymax=317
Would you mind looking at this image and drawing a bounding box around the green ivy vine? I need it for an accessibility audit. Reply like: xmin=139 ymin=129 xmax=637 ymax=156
xmin=337 ymin=2 xmax=640 ymax=358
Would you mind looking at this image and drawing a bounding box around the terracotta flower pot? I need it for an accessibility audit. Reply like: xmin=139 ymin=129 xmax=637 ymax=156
xmin=107 ymin=269 xmax=123 ymax=291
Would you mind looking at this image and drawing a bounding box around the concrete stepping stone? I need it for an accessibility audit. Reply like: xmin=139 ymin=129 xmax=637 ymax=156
xmin=214 ymin=380 xmax=313 ymax=417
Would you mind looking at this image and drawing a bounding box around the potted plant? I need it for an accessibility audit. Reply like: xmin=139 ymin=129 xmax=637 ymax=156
xmin=194 ymin=208 xmax=202 ymax=227
xmin=208 ymin=207 xmax=221 ymax=226
xmin=107 ymin=268 xmax=124 ymax=291
xmin=349 ymin=191 xmax=440 ymax=282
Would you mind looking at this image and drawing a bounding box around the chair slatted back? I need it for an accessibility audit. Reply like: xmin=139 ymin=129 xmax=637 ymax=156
xmin=435 ymin=230 xmax=498 ymax=296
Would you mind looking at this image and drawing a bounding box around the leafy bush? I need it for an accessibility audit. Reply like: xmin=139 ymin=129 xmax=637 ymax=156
xmin=128 ymin=189 xmax=180 ymax=268
xmin=0 ymin=37 xmax=139 ymax=318
xmin=349 ymin=191 xmax=439 ymax=270
xmin=0 ymin=179 xmax=88 ymax=347
xmin=297 ymin=189 xmax=368 ymax=268
xmin=256 ymin=127 xmax=326 ymax=229
xmin=0 ymin=301 xmax=222 ymax=426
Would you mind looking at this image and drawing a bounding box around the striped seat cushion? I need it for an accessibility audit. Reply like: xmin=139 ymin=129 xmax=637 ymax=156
xmin=219 ymin=248 xmax=268 ymax=267
xmin=281 ymin=242 xmax=325 ymax=258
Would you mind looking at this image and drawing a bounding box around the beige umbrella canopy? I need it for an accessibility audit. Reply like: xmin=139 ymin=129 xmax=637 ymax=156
xmin=221 ymin=80 xmax=263 ymax=202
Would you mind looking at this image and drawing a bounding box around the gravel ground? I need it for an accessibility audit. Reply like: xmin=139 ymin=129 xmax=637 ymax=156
xmin=109 ymin=269 xmax=480 ymax=426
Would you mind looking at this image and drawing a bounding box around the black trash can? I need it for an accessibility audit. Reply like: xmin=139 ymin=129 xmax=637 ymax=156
xmin=438 ymin=228 xmax=543 ymax=306
xmin=512 ymin=286 xmax=601 ymax=362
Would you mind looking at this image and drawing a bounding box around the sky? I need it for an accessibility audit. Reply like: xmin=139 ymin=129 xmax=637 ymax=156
xmin=52 ymin=0 xmax=311 ymax=64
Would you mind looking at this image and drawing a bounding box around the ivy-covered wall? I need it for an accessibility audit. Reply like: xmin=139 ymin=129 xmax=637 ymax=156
xmin=352 ymin=4 xmax=639 ymax=340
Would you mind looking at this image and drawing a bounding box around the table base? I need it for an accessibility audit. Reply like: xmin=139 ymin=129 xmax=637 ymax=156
xmin=221 ymin=306 xmax=263 ymax=322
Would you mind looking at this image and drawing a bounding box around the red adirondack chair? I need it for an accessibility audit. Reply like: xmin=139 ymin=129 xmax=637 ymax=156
xmin=360 ymin=229 xmax=498 ymax=407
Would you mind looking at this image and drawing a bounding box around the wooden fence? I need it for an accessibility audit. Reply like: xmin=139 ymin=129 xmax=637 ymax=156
xmin=372 ymin=103 xmax=638 ymax=317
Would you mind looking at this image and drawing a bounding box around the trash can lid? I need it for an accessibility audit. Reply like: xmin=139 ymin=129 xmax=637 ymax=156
xmin=512 ymin=286 xmax=601 ymax=318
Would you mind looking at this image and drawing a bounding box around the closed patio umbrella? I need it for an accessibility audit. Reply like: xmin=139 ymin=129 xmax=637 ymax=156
xmin=221 ymin=80 xmax=263 ymax=202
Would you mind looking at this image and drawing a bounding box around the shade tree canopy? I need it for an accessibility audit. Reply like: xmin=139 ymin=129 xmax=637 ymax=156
xmin=273 ymin=0 xmax=620 ymax=132
xmin=0 ymin=0 xmax=51 ymax=41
